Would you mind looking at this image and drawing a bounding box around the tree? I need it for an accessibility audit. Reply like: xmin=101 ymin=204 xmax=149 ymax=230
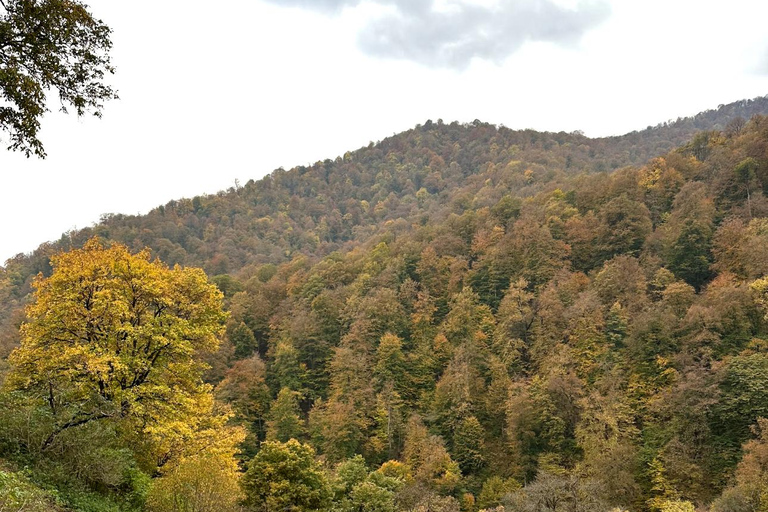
xmin=229 ymin=321 xmax=258 ymax=359
xmin=667 ymin=219 xmax=713 ymax=290
xmin=477 ymin=476 xmax=520 ymax=510
xmin=334 ymin=455 xmax=370 ymax=497
xmin=266 ymin=387 xmax=306 ymax=442
xmin=713 ymin=352 xmax=768 ymax=445
xmin=346 ymin=481 xmax=396 ymax=512
xmin=711 ymin=418 xmax=768 ymax=512
xmin=503 ymin=472 xmax=610 ymax=512
xmin=6 ymin=238 xmax=227 ymax=454
xmin=241 ymin=439 xmax=331 ymax=512
xmin=374 ymin=332 xmax=411 ymax=404
xmin=655 ymin=500 xmax=695 ymax=512
xmin=332 ymin=456 xmax=399 ymax=512
xmin=735 ymin=157 xmax=759 ymax=218
xmin=145 ymin=445 xmax=245 ymax=512
xmin=597 ymin=195 xmax=652 ymax=261
xmin=452 ymin=415 xmax=485 ymax=474
xmin=0 ymin=0 xmax=117 ymax=157
xmin=402 ymin=415 xmax=461 ymax=492
xmin=216 ymin=355 xmax=272 ymax=454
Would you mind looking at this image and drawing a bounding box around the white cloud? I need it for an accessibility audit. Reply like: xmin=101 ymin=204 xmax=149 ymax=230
xmin=264 ymin=0 xmax=611 ymax=69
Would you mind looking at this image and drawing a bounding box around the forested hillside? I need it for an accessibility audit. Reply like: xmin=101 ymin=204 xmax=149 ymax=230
xmin=3 ymin=97 xmax=768 ymax=512
xmin=4 ymin=96 xmax=768 ymax=282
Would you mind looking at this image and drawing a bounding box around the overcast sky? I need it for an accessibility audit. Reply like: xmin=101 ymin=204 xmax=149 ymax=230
xmin=2 ymin=0 xmax=768 ymax=263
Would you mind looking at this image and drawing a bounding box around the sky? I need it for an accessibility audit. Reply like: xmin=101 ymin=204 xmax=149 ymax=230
xmin=2 ymin=0 xmax=768 ymax=263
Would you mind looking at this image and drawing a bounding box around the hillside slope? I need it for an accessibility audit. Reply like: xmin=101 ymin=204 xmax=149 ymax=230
xmin=2 ymin=96 xmax=768 ymax=511
xmin=4 ymin=96 xmax=768 ymax=283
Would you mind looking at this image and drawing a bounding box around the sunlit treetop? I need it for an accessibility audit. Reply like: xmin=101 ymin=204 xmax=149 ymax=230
xmin=7 ymin=238 xmax=226 ymax=451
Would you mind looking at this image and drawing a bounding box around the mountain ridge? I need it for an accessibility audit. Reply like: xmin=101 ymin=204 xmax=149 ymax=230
xmin=3 ymin=95 xmax=767 ymax=273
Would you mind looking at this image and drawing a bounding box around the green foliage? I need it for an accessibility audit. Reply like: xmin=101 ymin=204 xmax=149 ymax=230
xmin=0 ymin=467 xmax=60 ymax=512
xmin=230 ymin=322 xmax=258 ymax=359
xmin=713 ymin=354 xmax=768 ymax=445
xmin=667 ymin=219 xmax=713 ymax=290
xmin=0 ymin=0 xmax=117 ymax=157
xmin=477 ymin=476 xmax=520 ymax=509
xmin=241 ymin=439 xmax=331 ymax=512
xmin=334 ymin=455 xmax=369 ymax=496
xmin=452 ymin=415 xmax=485 ymax=475
xmin=347 ymin=481 xmax=396 ymax=512
xmin=211 ymin=274 xmax=244 ymax=298
xmin=598 ymin=195 xmax=652 ymax=261
xmin=266 ymin=388 xmax=306 ymax=442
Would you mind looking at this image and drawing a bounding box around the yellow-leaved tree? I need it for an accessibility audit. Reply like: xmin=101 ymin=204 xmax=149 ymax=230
xmin=5 ymin=238 xmax=228 ymax=465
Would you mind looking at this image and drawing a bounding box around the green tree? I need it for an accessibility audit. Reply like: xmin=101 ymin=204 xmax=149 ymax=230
xmin=713 ymin=353 xmax=768 ymax=445
xmin=230 ymin=321 xmax=258 ymax=359
xmin=270 ymin=339 xmax=308 ymax=395
xmin=452 ymin=415 xmax=485 ymax=474
xmin=0 ymin=0 xmax=117 ymax=157
xmin=735 ymin=157 xmax=759 ymax=218
xmin=477 ymin=476 xmax=520 ymax=510
xmin=667 ymin=219 xmax=713 ymax=290
xmin=331 ymin=456 xmax=398 ymax=512
xmin=605 ymin=301 xmax=628 ymax=347
xmin=494 ymin=278 xmax=534 ymax=371
xmin=346 ymin=481 xmax=396 ymax=512
xmin=266 ymin=388 xmax=306 ymax=442
xmin=334 ymin=455 xmax=369 ymax=497
xmin=374 ymin=333 xmax=410 ymax=400
xmin=711 ymin=418 xmax=768 ymax=512
xmin=241 ymin=439 xmax=331 ymax=512
xmin=597 ymin=195 xmax=652 ymax=261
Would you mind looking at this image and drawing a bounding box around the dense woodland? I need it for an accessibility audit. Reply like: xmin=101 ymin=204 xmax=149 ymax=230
xmin=3 ymin=97 xmax=768 ymax=511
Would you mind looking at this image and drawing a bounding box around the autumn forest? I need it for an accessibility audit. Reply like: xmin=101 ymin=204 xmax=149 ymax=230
xmin=3 ymin=97 xmax=768 ymax=512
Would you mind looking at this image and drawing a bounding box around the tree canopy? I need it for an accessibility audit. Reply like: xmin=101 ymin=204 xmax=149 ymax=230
xmin=6 ymin=238 xmax=227 ymax=455
xmin=3 ymin=100 xmax=768 ymax=511
xmin=0 ymin=0 xmax=117 ymax=157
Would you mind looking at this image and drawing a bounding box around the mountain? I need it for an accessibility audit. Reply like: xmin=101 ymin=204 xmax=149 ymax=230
xmin=5 ymin=96 xmax=768 ymax=281
xmin=2 ymin=95 xmax=768 ymax=511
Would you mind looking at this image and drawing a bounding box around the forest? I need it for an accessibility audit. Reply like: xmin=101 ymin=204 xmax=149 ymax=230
xmin=3 ymin=97 xmax=768 ymax=511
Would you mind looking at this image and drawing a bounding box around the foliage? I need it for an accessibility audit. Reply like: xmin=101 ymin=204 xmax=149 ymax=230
xmin=0 ymin=0 xmax=117 ymax=157
xmin=4 ymin=99 xmax=768 ymax=511
xmin=502 ymin=472 xmax=611 ymax=512
xmin=0 ymin=466 xmax=61 ymax=512
xmin=241 ymin=439 xmax=331 ymax=512
xmin=477 ymin=476 xmax=520 ymax=510
xmin=266 ymin=387 xmax=306 ymax=442
xmin=145 ymin=447 xmax=245 ymax=512
xmin=5 ymin=239 xmax=227 ymax=462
